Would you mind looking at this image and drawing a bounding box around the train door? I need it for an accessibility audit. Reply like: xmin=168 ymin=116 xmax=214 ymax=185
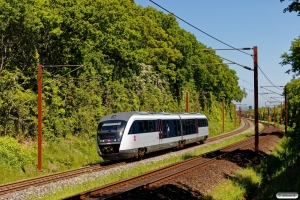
xmin=158 ymin=119 xmax=163 ymax=148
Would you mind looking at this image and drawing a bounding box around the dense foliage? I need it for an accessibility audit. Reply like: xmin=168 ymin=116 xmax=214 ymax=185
xmin=280 ymin=37 xmax=300 ymax=76
xmin=280 ymin=0 xmax=300 ymax=16
xmin=0 ymin=0 xmax=245 ymax=140
xmin=285 ymin=79 xmax=300 ymax=128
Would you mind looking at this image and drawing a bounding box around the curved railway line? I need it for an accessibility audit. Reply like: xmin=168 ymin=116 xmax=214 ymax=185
xmin=63 ymin=121 xmax=278 ymax=200
xmin=0 ymin=118 xmax=257 ymax=197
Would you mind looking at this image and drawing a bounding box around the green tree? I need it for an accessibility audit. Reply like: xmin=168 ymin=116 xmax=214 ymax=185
xmin=280 ymin=0 xmax=300 ymax=16
xmin=280 ymin=37 xmax=300 ymax=76
xmin=0 ymin=0 xmax=246 ymax=139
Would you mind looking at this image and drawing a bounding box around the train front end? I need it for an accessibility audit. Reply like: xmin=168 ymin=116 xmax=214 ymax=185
xmin=97 ymin=120 xmax=133 ymax=160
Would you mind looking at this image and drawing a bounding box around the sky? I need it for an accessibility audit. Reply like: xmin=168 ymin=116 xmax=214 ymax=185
xmin=134 ymin=0 xmax=300 ymax=108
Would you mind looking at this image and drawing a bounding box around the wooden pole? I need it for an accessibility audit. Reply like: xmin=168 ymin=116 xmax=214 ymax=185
xmin=185 ymin=91 xmax=188 ymax=113
xmin=222 ymin=100 xmax=224 ymax=132
xmin=239 ymin=106 xmax=241 ymax=125
xmin=38 ymin=64 xmax=43 ymax=171
xmin=234 ymin=104 xmax=236 ymax=128
xmin=254 ymin=46 xmax=259 ymax=154
xmin=274 ymin=105 xmax=276 ymax=125
xmin=280 ymin=102 xmax=282 ymax=124
xmin=285 ymin=86 xmax=288 ymax=134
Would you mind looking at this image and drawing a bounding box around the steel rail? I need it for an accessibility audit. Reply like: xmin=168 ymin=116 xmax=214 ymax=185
xmin=0 ymin=118 xmax=252 ymax=196
xmin=63 ymin=121 xmax=276 ymax=200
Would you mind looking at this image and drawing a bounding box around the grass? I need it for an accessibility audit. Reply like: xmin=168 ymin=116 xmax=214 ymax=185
xmin=0 ymin=135 xmax=104 ymax=185
xmin=206 ymin=166 xmax=262 ymax=200
xmin=202 ymin=126 xmax=300 ymax=200
xmin=31 ymin=125 xmax=261 ymax=200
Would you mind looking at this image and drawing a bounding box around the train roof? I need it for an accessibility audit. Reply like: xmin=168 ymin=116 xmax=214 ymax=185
xmin=99 ymin=112 xmax=207 ymax=122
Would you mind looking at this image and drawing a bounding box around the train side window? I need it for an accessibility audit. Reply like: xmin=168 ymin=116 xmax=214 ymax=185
xmin=185 ymin=120 xmax=189 ymax=135
xmin=177 ymin=120 xmax=182 ymax=135
xmin=168 ymin=120 xmax=174 ymax=137
xmin=198 ymin=119 xmax=203 ymax=127
xmin=129 ymin=123 xmax=135 ymax=134
xmin=173 ymin=120 xmax=178 ymax=136
xmin=182 ymin=120 xmax=186 ymax=135
xmin=144 ymin=120 xmax=149 ymax=132
xmin=186 ymin=120 xmax=189 ymax=135
xmin=149 ymin=121 xmax=154 ymax=132
xmin=174 ymin=120 xmax=181 ymax=136
xmin=186 ymin=120 xmax=190 ymax=135
xmin=138 ymin=121 xmax=144 ymax=133
xmin=204 ymin=119 xmax=208 ymax=126
xmin=190 ymin=119 xmax=194 ymax=134
xmin=129 ymin=121 xmax=138 ymax=134
xmin=155 ymin=120 xmax=159 ymax=132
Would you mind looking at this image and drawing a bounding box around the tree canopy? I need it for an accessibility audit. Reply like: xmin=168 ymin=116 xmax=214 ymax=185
xmin=280 ymin=0 xmax=300 ymax=16
xmin=0 ymin=0 xmax=245 ymax=139
xmin=280 ymin=37 xmax=300 ymax=77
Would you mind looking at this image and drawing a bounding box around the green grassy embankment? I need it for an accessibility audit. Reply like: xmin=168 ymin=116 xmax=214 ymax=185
xmin=203 ymin=125 xmax=300 ymax=200
xmin=0 ymin=135 xmax=103 ymax=185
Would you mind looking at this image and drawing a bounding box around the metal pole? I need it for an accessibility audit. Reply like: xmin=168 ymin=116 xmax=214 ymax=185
xmin=239 ymin=106 xmax=241 ymax=125
xmin=274 ymin=105 xmax=276 ymax=125
xmin=234 ymin=104 xmax=236 ymax=128
xmin=254 ymin=46 xmax=259 ymax=154
xmin=280 ymin=102 xmax=282 ymax=124
xmin=38 ymin=64 xmax=43 ymax=171
xmin=285 ymin=86 xmax=287 ymax=134
xmin=185 ymin=91 xmax=188 ymax=113
xmin=222 ymin=99 xmax=224 ymax=132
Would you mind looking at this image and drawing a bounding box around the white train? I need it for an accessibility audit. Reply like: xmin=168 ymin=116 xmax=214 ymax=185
xmin=97 ymin=112 xmax=209 ymax=160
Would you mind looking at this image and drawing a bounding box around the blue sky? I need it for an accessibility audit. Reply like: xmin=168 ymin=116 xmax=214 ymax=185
xmin=134 ymin=0 xmax=300 ymax=108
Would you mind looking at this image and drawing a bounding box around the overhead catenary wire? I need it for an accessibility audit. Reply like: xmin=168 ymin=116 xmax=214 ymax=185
xmin=204 ymin=50 xmax=253 ymax=71
xmin=260 ymin=87 xmax=283 ymax=96
xmin=43 ymin=65 xmax=84 ymax=86
xmin=149 ymin=0 xmax=282 ymax=112
xmin=241 ymin=86 xmax=253 ymax=92
xmin=149 ymin=1 xmax=283 ymax=106
xmin=259 ymin=94 xmax=269 ymax=102
xmin=239 ymin=77 xmax=253 ymax=86
xmin=258 ymin=65 xmax=282 ymax=90
xmin=260 ymin=88 xmax=271 ymax=101
xmin=259 ymin=88 xmax=273 ymax=102
xmin=149 ymin=0 xmax=253 ymax=57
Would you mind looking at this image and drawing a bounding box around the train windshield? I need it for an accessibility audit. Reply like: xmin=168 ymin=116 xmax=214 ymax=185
xmin=98 ymin=120 xmax=126 ymax=139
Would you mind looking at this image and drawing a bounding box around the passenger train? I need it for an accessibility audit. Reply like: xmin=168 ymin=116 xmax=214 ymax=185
xmin=96 ymin=112 xmax=209 ymax=160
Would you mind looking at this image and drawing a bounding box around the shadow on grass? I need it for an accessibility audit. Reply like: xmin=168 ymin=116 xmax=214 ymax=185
xmin=214 ymin=128 xmax=300 ymax=200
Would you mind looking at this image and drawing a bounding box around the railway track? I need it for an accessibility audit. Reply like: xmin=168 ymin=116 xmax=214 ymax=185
xmin=0 ymin=118 xmax=252 ymax=196
xmin=63 ymin=121 xmax=277 ymax=200
xmin=206 ymin=117 xmax=252 ymax=143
